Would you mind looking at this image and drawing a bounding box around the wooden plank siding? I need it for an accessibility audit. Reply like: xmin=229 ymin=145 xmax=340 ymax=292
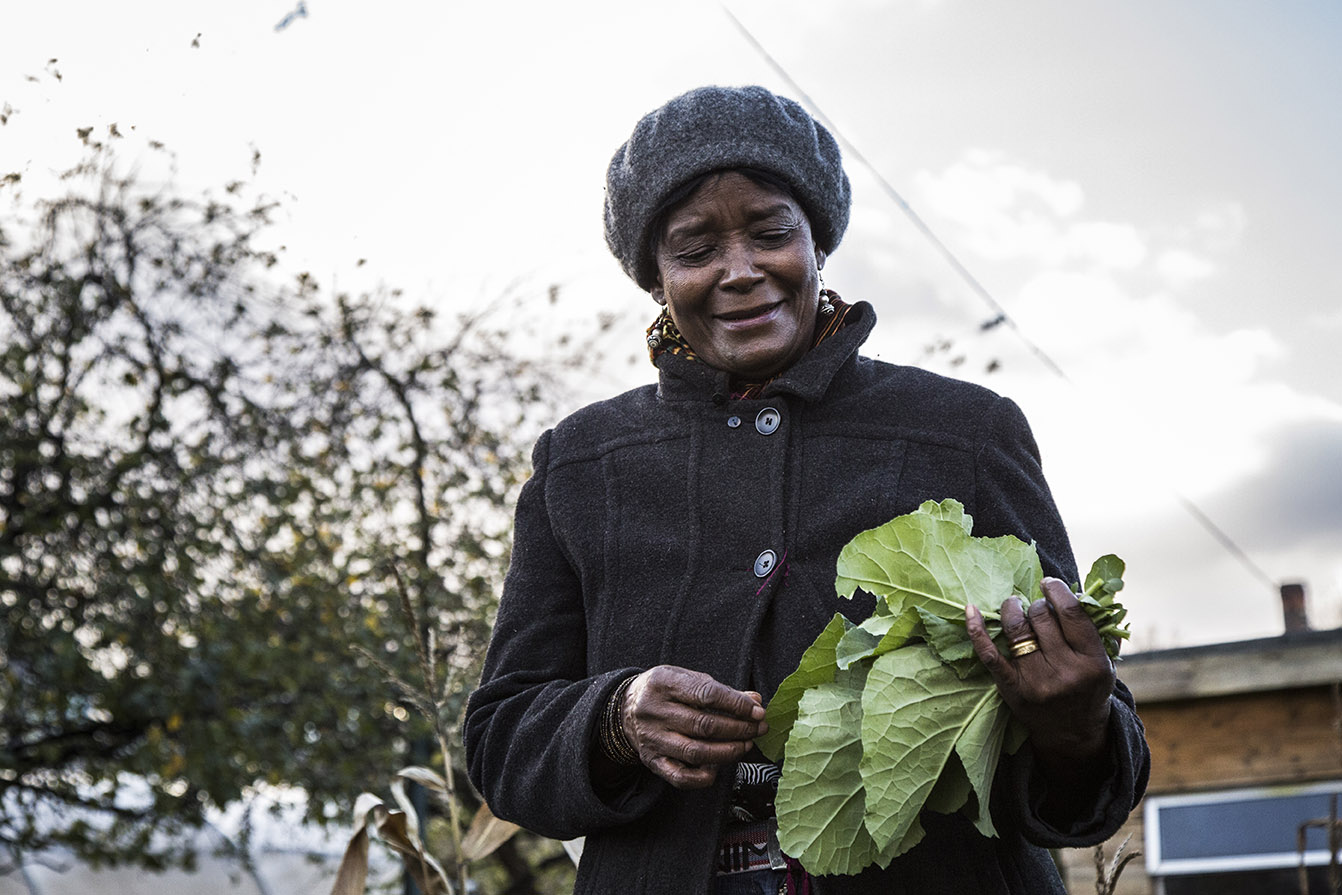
xmin=1140 ymin=685 xmax=1342 ymax=793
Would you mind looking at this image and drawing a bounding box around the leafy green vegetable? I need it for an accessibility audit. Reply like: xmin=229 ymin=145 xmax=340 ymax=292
xmin=1081 ymin=554 xmax=1129 ymax=657
xmin=765 ymin=499 xmax=1130 ymax=875
xmin=864 ymin=647 xmax=1028 ymax=844
xmin=755 ymin=614 xmax=849 ymax=760
xmin=835 ymin=500 xmax=1042 ymax=624
xmin=834 ymin=603 xmax=919 ymax=672
xmin=775 ymin=665 xmax=911 ymax=874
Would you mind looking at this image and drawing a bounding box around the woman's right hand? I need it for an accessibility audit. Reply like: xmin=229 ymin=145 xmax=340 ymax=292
xmin=621 ymin=665 xmax=768 ymax=789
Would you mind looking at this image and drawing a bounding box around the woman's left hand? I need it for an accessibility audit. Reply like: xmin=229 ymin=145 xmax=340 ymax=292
xmin=965 ymin=577 xmax=1115 ymax=765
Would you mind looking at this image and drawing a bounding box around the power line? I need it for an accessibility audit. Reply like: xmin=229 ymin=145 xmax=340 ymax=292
xmin=1177 ymin=496 xmax=1278 ymax=592
xmin=721 ymin=4 xmax=1280 ymax=593
xmin=720 ymin=6 xmax=1068 ymax=382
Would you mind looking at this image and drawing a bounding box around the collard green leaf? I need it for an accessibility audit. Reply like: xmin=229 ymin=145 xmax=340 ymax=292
xmin=917 ymin=497 xmax=973 ymax=533
xmin=915 ymin=607 xmax=985 ymax=680
xmin=835 ymin=606 xmax=920 ymax=670
xmin=759 ymin=614 xmax=850 ymax=761
xmin=776 ymin=665 xmax=906 ymax=874
xmin=1084 ymin=554 xmax=1126 ymax=599
xmin=916 ymin=605 xmax=1017 ymax=680
xmin=770 ymin=499 xmax=1131 ymax=876
xmin=835 ymin=614 xmax=887 ymax=671
xmin=835 ymin=500 xmax=1037 ymax=622
xmin=991 ymin=534 xmax=1045 ymax=604
xmin=916 ymin=606 xmax=973 ymax=664
xmin=858 ymin=647 xmax=1010 ymax=854
xmin=923 ymin=752 xmax=973 ymax=815
xmin=1082 ymin=554 xmax=1130 ymax=657
xmin=952 ymin=682 xmax=1022 ymax=839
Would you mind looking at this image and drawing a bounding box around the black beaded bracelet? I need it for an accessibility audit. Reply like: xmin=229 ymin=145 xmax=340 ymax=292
xmin=598 ymin=675 xmax=641 ymax=767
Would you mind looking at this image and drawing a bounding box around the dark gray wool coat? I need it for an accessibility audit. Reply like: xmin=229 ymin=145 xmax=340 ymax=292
xmin=464 ymin=302 xmax=1149 ymax=894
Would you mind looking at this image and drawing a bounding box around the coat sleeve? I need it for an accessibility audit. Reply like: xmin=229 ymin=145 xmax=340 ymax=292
xmin=970 ymin=396 xmax=1078 ymax=584
xmin=972 ymin=396 xmax=1151 ymax=846
xmin=463 ymin=430 xmax=666 ymax=840
xmin=1007 ymin=681 xmax=1151 ymax=847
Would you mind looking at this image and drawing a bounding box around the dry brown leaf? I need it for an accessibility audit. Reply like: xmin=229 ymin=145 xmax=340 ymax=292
xmin=397 ymin=765 xmax=450 ymax=793
xmin=370 ymin=806 xmax=451 ymax=894
xmin=327 ymin=790 xmax=452 ymax=895
xmin=459 ymin=802 xmax=521 ymax=862
xmin=327 ymin=825 xmax=370 ymax=895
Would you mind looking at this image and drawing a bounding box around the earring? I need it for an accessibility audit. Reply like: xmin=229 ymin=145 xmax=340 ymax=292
xmin=817 ymin=271 xmax=835 ymax=316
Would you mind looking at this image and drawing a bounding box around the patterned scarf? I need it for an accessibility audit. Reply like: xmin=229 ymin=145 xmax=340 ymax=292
xmin=646 ymin=290 xmax=853 ymax=399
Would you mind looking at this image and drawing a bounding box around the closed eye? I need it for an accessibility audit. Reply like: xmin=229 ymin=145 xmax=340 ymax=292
xmin=756 ymin=221 xmax=800 ymax=245
xmin=674 ymin=245 xmax=716 ymax=263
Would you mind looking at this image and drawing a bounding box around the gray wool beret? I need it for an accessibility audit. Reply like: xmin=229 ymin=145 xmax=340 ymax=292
xmin=604 ymin=85 xmax=851 ymax=291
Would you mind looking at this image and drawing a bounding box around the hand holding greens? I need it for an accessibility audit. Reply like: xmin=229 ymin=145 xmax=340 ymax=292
xmin=761 ymin=499 xmax=1129 ymax=875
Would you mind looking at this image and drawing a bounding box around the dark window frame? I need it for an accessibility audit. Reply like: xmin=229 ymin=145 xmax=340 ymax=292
xmin=1144 ymin=781 xmax=1342 ymax=876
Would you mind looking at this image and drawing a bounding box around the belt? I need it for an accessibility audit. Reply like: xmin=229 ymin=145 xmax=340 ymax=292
xmin=715 ymin=817 xmax=788 ymax=875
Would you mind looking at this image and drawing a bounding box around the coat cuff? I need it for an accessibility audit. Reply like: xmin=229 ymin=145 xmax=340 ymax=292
xmin=1009 ymin=693 xmax=1144 ymax=847
xmin=577 ymin=669 xmax=668 ymax=823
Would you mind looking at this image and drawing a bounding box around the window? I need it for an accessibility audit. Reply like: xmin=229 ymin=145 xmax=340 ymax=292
xmin=1145 ymin=781 xmax=1342 ymax=894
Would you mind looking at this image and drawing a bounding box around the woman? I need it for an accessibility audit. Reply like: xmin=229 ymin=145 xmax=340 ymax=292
xmin=464 ymin=85 xmax=1148 ymax=895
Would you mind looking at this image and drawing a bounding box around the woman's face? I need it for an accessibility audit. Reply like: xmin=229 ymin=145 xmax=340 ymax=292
xmin=652 ymin=172 xmax=824 ymax=380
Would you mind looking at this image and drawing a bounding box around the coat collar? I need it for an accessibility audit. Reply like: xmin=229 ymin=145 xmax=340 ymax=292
xmin=653 ymin=301 xmax=877 ymax=405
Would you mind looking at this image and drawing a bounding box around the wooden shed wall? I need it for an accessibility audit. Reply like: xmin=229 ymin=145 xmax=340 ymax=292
xmin=1058 ymin=683 xmax=1342 ymax=894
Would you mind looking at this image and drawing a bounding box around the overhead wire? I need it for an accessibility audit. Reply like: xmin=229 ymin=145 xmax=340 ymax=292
xmin=720 ymin=4 xmax=1280 ymax=593
xmin=720 ymin=6 xmax=1068 ymax=383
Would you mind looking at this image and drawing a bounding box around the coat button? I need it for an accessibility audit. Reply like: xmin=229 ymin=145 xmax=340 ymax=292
xmin=755 ymin=407 xmax=781 ymax=435
xmin=727 ymin=415 xmax=741 ymax=428
xmin=753 ymin=549 xmax=777 ymax=578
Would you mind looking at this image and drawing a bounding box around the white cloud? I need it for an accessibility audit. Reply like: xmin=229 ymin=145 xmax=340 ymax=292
xmin=902 ymin=149 xmax=1342 ymax=647
xmin=1193 ymin=201 xmax=1249 ymax=251
xmin=1012 ymin=264 xmax=1303 ymax=496
xmin=913 ymin=153 xmax=1079 ymax=255
xmin=1156 ymin=249 xmax=1218 ymax=285
xmin=1065 ymin=221 xmax=1148 ymax=270
xmin=914 ymin=153 xmax=1149 ymax=270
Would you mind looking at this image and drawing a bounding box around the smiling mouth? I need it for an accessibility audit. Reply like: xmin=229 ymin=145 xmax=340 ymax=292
xmin=716 ymin=301 xmax=783 ymax=324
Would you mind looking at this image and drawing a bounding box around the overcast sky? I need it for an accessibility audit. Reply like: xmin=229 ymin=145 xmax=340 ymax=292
xmin=4 ymin=0 xmax=1340 ymax=650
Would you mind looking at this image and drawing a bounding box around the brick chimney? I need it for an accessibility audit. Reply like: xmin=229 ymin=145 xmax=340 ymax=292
xmin=1280 ymin=582 xmax=1310 ymax=634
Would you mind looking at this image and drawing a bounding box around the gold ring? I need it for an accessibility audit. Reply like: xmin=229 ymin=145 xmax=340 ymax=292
xmin=1009 ymin=638 xmax=1040 ymax=658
